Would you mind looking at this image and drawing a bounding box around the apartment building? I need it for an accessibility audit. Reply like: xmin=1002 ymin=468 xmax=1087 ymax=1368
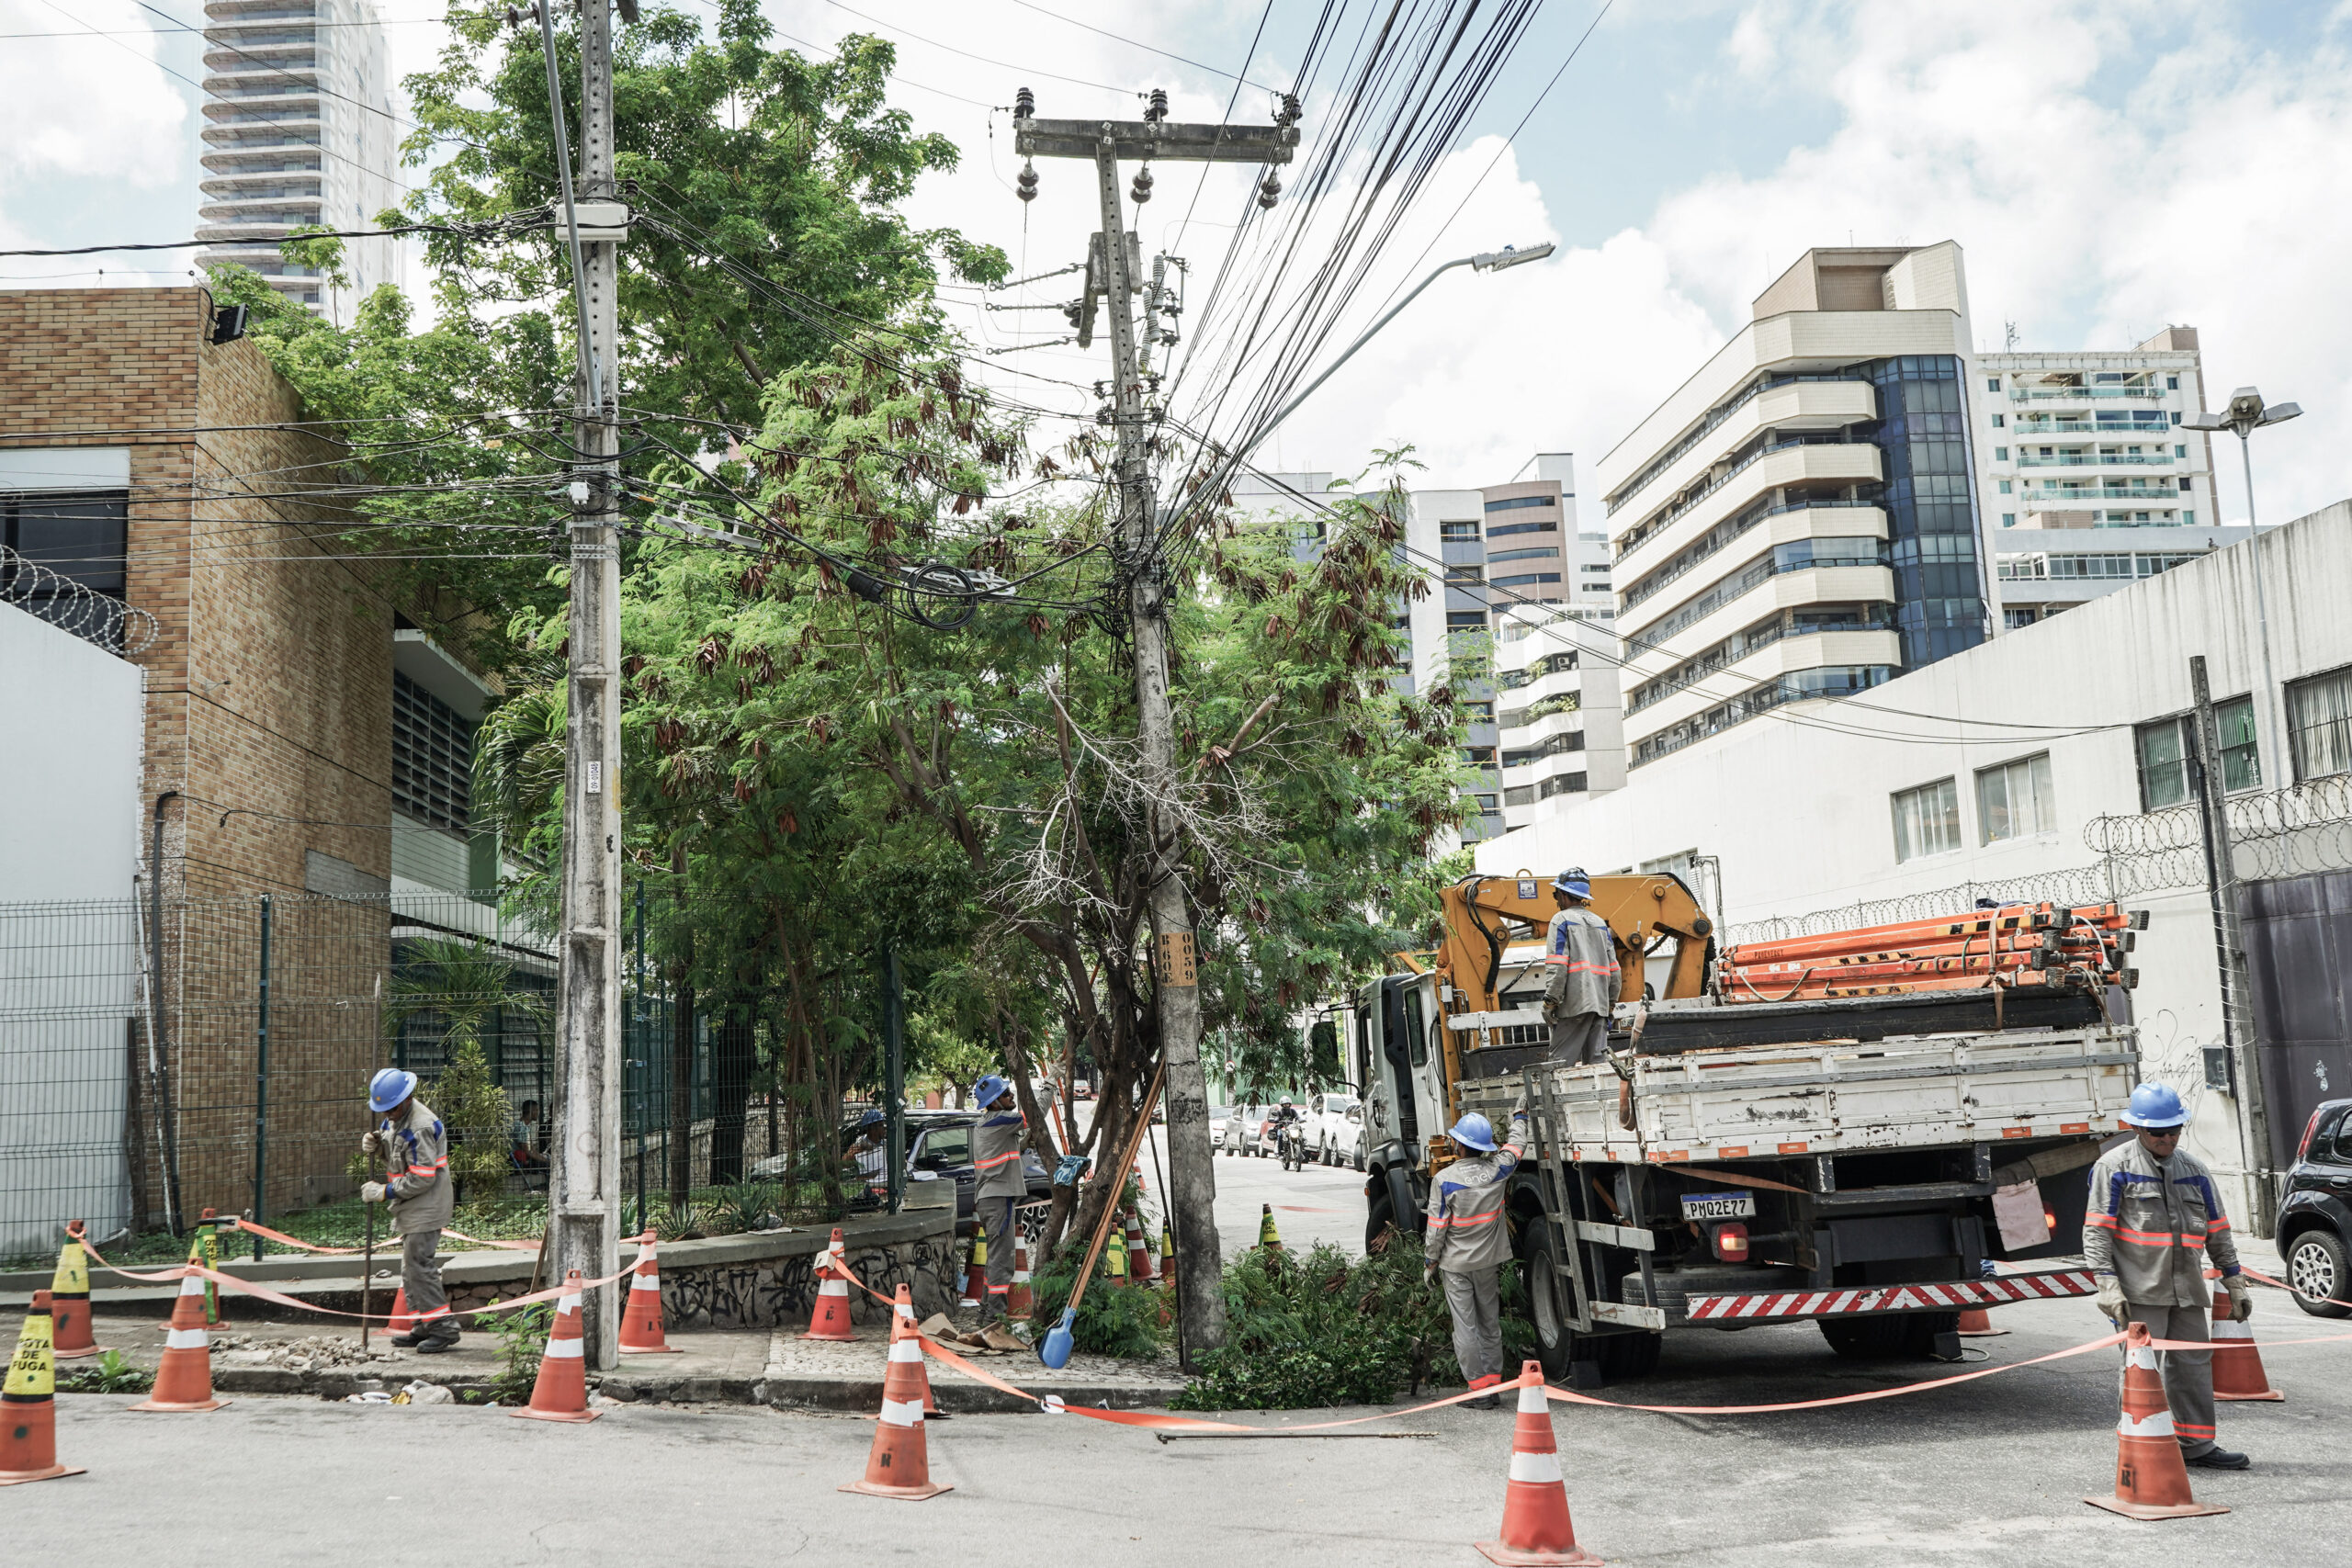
xmin=1979 ymin=327 xmax=2245 ymax=626
xmin=198 ymin=0 xmax=403 ymax=317
xmin=1599 ymin=243 xmax=1991 ymax=773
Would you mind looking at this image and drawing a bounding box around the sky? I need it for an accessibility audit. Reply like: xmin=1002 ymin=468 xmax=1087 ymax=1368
xmin=5 ymin=0 xmax=2351 ymax=523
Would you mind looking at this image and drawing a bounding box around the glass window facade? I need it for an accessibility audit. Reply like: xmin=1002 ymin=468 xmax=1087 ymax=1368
xmin=1862 ymin=355 xmax=1986 ymax=668
xmin=1891 ymin=777 xmax=1962 ymax=862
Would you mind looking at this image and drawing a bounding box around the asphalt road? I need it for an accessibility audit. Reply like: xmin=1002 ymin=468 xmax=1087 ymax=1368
xmin=1146 ymin=1122 xmax=1371 ymax=1258
xmin=18 ymin=1286 xmax=2346 ymax=1564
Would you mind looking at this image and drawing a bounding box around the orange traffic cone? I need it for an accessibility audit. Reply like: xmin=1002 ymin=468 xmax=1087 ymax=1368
xmin=385 ymin=1285 xmax=416 ymax=1337
xmin=617 ymin=1235 xmax=680 ymax=1355
xmin=2084 ymin=1323 xmax=2228 ymax=1519
xmin=2211 ymin=1284 xmax=2284 ymax=1403
xmin=1125 ymin=1210 xmax=1154 ymax=1282
xmin=129 ymin=1271 xmax=228 ymax=1413
xmin=802 ymin=1228 xmax=856 ymax=1341
xmin=49 ymin=1226 xmax=100 ymax=1361
xmin=509 ymin=1271 xmax=598 ymax=1423
xmin=1477 ymin=1364 xmax=1601 ymax=1565
xmin=0 ymin=1292 xmax=85 ymax=1485
xmin=890 ymin=1284 xmax=946 ymax=1420
xmin=840 ymin=1286 xmax=951 ymax=1501
xmin=1957 ymin=1307 xmax=2007 ymax=1337
xmin=1006 ymin=1233 xmax=1034 ymax=1319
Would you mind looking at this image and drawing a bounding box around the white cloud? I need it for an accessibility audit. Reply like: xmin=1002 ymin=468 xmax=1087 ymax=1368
xmin=0 ymin=0 xmax=187 ymax=184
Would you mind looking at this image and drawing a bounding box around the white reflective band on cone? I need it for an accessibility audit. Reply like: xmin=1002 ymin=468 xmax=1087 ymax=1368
xmin=178 ymin=1275 xmax=205 ymax=1294
xmin=2125 ymin=1343 xmax=2160 ymax=1369
xmin=545 ymin=1337 xmax=585 ymax=1360
xmin=1518 ymin=1385 xmax=1546 ymax=1415
xmin=819 ymin=1280 xmax=848 ymax=1295
xmin=1509 ymin=1450 xmax=1565 ymax=1485
xmin=2212 ymin=1320 xmax=2251 ymax=1340
xmin=879 ymin=1396 xmax=923 ymax=1427
xmin=559 ymin=1292 xmax=583 ymax=1314
xmin=165 ymin=1328 xmax=209 ymax=1350
xmin=889 ymin=1337 xmax=922 ymax=1363
xmin=630 ymin=1273 xmax=660 ymax=1292
xmin=2119 ymin=1408 xmax=2176 ymax=1438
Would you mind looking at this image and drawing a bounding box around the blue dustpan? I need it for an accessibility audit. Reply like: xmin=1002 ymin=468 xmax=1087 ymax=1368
xmin=1038 ymin=1305 xmax=1077 ymax=1368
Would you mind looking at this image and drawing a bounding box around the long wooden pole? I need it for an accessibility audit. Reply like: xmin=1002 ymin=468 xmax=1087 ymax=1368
xmin=1064 ymin=1065 xmax=1164 ymax=1323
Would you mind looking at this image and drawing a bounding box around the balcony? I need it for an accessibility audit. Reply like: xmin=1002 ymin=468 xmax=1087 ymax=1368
xmin=2011 ymin=422 xmax=2171 ymax=437
xmin=1629 ymin=559 xmax=1896 ymax=681
xmin=1620 ymin=499 xmax=1886 ymax=647
xmin=1605 ymin=376 xmax=1876 ymax=527
xmin=1614 ymin=440 xmax=1883 ymax=588
xmin=1627 ymin=626 xmax=1902 ymax=739
xmin=2014 ymin=451 xmax=2176 ymax=468
xmin=2009 ymin=386 xmax=2167 ymax=401
xmin=2026 ymin=486 xmax=2183 ymax=504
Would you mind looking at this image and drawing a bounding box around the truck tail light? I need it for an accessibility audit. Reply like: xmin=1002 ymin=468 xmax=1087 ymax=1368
xmin=1705 ymin=1221 xmax=1748 ymax=1262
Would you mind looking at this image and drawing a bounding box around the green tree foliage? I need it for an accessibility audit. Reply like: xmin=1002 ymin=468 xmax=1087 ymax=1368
xmin=384 ymin=936 xmax=533 ymax=1200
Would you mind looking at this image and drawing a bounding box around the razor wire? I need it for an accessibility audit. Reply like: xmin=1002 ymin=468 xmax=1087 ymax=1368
xmin=0 ymin=544 xmax=159 ymax=655
xmin=1720 ymin=864 xmax=2124 ymax=946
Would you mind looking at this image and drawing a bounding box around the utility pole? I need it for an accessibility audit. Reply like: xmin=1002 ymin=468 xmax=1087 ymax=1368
xmin=2189 ymin=655 xmax=2277 ymax=1237
xmin=1016 ymin=92 xmax=1297 ymax=1350
xmin=543 ymin=0 xmax=628 ymax=1365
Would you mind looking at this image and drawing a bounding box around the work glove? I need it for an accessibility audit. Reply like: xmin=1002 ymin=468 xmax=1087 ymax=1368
xmin=361 ymin=1130 xmax=387 ymax=1159
xmin=361 ymin=1181 xmax=387 ymax=1204
xmin=1510 ymin=1086 xmax=1531 ymax=1118
xmin=2225 ymin=1276 xmax=2254 ymax=1323
xmin=2093 ymin=1276 xmax=2127 ymax=1325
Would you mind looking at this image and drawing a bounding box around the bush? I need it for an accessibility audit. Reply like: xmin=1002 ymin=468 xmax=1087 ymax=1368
xmin=486 ymin=1299 xmax=554 ymax=1405
xmin=1023 ymin=1257 xmax=1169 ymax=1359
xmin=1170 ymin=1235 xmax=1535 ymax=1410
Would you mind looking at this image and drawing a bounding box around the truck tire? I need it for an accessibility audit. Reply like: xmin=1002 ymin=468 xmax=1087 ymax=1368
xmin=1521 ymin=1223 xmax=1661 ymax=1383
xmin=1367 ymin=1187 xmax=1396 ymax=1252
xmin=1818 ymin=1310 xmax=1961 ymax=1359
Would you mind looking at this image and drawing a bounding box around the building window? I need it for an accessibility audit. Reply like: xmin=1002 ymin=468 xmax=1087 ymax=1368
xmin=1487 ymin=520 xmax=1558 ymax=539
xmin=392 ymin=671 xmax=476 ymax=832
xmin=1484 ymin=495 xmax=1555 ymax=513
xmin=1492 ymin=572 xmax=1563 ymax=588
xmin=1976 ymin=752 xmax=2055 ymax=842
xmin=1472 ymin=793 xmax=1501 ymax=815
xmin=2175 ymin=445 xmax=2188 ymax=458
xmin=1439 ymin=521 xmax=1479 ymax=542
xmin=1445 ymin=611 xmax=1487 ymax=631
xmin=2289 ymin=666 xmax=2352 ymax=782
xmin=1986 ymin=378 xmax=2001 ymax=392
xmin=1891 ymin=778 xmax=1962 ymax=863
xmin=1445 ymin=563 xmax=1484 ymax=583
xmin=1462 ymin=746 xmax=1497 ymax=766
xmin=1 ymin=488 xmax=130 ymax=647
xmin=2137 ymin=698 xmax=2259 ymax=808
xmin=1994 ymin=446 xmax=2007 ymax=460
xmin=1991 ymin=413 xmax=2005 ymax=428
xmin=2002 ymin=513 xmax=2016 ymax=526
xmin=1997 ymin=479 xmax=2012 ymax=494
xmin=1489 ymin=547 xmax=1559 ymax=563
xmin=2182 ymin=511 xmax=2194 ymax=525
xmin=1462 ymin=700 xmax=1495 ymax=724
xmin=2171 ymin=412 xmax=2183 ymax=426
xmin=1503 ymin=785 xmax=1534 ymax=807
xmin=2166 ymin=376 xmax=2180 ymax=389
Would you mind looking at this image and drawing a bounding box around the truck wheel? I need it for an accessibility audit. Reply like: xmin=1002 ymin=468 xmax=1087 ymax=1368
xmin=1521 ymin=1223 xmax=1660 ymax=1383
xmin=1367 ymin=1187 xmax=1396 ymax=1252
xmin=1818 ymin=1311 xmax=1961 ymax=1359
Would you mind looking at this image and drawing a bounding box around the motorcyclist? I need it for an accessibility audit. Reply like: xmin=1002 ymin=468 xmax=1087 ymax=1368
xmin=1268 ymin=1098 xmax=1304 ymax=1163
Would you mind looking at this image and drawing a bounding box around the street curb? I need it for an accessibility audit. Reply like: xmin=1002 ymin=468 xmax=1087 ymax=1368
xmin=753 ymin=1372 xmax=1189 ymax=1415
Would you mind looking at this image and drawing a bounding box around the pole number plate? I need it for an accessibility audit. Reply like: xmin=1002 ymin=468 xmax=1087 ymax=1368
xmin=1157 ymin=931 xmax=1197 ymax=988
xmin=1679 ymin=1191 xmax=1756 ymax=1222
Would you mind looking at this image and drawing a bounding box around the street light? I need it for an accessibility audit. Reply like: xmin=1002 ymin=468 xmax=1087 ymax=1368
xmin=1248 ymin=242 xmax=1558 ymax=456
xmin=2184 ymin=386 xmax=2301 ymax=788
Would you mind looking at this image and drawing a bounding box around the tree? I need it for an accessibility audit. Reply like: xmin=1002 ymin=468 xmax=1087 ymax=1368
xmin=384 ymin=936 xmax=540 ymax=1201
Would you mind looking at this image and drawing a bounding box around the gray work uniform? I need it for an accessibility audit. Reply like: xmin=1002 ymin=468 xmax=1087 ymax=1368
xmin=1425 ymin=1111 xmax=1528 ymax=1389
xmin=2083 ymin=1138 xmax=2242 ymax=1455
xmin=971 ymin=1108 xmax=1025 ymax=1323
xmin=381 ymin=1099 xmax=455 ymax=1337
xmin=1544 ymin=907 xmax=1618 ymax=1064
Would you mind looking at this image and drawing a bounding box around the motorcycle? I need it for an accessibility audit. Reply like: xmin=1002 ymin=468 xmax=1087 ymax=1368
xmin=1278 ymin=1122 xmax=1309 ymax=1171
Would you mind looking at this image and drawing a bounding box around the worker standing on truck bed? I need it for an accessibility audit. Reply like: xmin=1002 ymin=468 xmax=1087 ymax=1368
xmin=2084 ymin=1081 xmax=2254 ymax=1471
xmin=1425 ymin=1093 xmax=1530 ymax=1408
xmin=1544 ymin=868 xmax=1620 ymax=1065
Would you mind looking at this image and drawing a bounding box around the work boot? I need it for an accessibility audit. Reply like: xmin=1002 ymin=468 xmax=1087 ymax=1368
xmin=390 ymin=1328 xmax=429 ymax=1348
xmin=2186 ymin=1447 xmax=2250 ymax=1471
xmin=413 ymin=1325 xmax=462 ymax=1355
xmin=1467 ymin=1393 xmax=1502 ymax=1411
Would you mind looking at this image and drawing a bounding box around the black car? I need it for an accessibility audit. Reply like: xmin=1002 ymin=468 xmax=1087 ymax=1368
xmin=2280 ymin=1096 xmax=2352 ymax=1317
xmin=906 ymin=1115 xmax=1057 ymax=1235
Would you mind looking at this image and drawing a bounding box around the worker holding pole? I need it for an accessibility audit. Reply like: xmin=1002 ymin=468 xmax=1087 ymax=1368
xmin=2084 ymin=1081 xmax=2253 ymax=1469
xmin=1425 ymin=1092 xmax=1530 ymax=1408
xmin=968 ymin=1074 xmax=1027 ymax=1350
xmin=360 ymin=1067 xmax=458 ymax=1352
xmin=1544 ymin=868 xmax=1620 ymax=1065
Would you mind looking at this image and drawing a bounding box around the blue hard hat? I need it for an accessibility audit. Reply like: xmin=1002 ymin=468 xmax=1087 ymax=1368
xmin=1448 ymin=1112 xmax=1497 ymax=1153
xmin=368 ymin=1067 xmax=418 ymax=1114
xmin=857 ymin=1108 xmax=886 ymax=1129
xmin=973 ymin=1074 xmax=1010 ymax=1108
xmin=2124 ymin=1082 xmax=2188 ymax=1129
xmin=1553 ymin=867 xmax=1591 ymax=899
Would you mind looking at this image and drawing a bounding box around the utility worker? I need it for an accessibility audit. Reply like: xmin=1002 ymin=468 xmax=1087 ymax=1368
xmin=1543 ymin=868 xmax=1620 ymax=1065
xmin=2084 ymin=1081 xmax=2254 ymax=1470
xmin=359 ymin=1067 xmax=458 ymax=1352
xmin=968 ymin=1074 xmax=1026 ymax=1350
xmin=1425 ymin=1093 xmax=1529 ymax=1408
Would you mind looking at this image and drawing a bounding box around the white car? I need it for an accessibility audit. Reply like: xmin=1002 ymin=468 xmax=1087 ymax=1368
xmin=1305 ymin=1091 xmax=1364 ymax=1169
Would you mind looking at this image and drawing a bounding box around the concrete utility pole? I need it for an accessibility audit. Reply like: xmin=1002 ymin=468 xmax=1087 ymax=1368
xmin=544 ymin=0 xmax=627 ymax=1365
xmin=1015 ymin=96 xmax=1296 ymax=1349
xmin=2189 ymin=655 xmax=2277 ymax=1238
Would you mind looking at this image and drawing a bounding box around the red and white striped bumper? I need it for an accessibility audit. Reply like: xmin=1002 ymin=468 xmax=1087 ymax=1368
xmin=1684 ymin=1269 xmax=2098 ymax=1323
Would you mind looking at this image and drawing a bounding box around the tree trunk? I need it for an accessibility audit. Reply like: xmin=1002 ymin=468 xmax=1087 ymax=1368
xmin=707 ymin=995 xmax=756 ymax=1185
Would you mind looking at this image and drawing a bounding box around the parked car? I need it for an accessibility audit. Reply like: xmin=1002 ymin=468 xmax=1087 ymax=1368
xmin=1210 ymin=1109 xmax=1229 ymax=1152
xmin=1304 ymin=1091 xmax=1363 ymax=1168
xmin=1223 ymin=1104 xmax=1261 ymax=1156
xmin=2282 ymin=1096 xmax=2352 ymax=1317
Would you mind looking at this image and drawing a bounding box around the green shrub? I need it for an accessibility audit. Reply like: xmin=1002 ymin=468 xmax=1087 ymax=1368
xmin=1023 ymin=1256 xmax=1168 ymax=1359
xmin=486 ymin=1299 xmax=554 ymax=1405
xmin=57 ymin=1349 xmax=150 ymax=1394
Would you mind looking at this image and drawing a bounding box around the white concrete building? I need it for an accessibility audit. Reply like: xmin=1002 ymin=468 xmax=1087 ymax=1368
xmin=1478 ymin=499 xmax=2352 ymax=1230
xmin=1600 ymin=243 xmax=1993 ymax=777
xmin=1978 ymin=326 xmax=2245 ymax=627
xmin=198 ymin=0 xmax=403 ymax=318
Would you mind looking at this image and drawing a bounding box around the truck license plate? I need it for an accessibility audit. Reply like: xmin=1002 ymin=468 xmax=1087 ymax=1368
xmin=1679 ymin=1191 xmax=1756 ymax=1222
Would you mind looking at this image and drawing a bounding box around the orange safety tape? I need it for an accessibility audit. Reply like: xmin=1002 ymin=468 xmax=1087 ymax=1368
xmin=215 ymin=1218 xmax=540 ymax=1256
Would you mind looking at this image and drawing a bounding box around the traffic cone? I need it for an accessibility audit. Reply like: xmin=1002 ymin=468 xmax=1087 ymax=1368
xmin=49 ymin=1226 xmax=99 ymax=1361
xmin=129 ymin=1271 xmax=228 ymax=1413
xmin=1125 ymin=1210 xmax=1154 ymax=1282
xmin=1103 ymin=1225 xmax=1127 ymax=1283
xmin=1957 ymin=1307 xmax=2007 ymax=1337
xmin=157 ymin=1210 xmax=223 ymax=1328
xmin=2083 ymin=1323 xmax=2228 ymax=1519
xmin=0 ymin=1292 xmax=85 ymax=1485
xmin=617 ymin=1235 xmax=680 ymax=1355
xmin=1159 ymin=1221 xmax=1177 ymax=1292
xmin=802 ymin=1228 xmax=856 ymax=1341
xmin=959 ymin=1232 xmax=986 ymax=1310
xmin=2210 ymin=1283 xmax=2284 ymax=1403
xmin=1476 ymin=1364 xmax=1601 ymax=1565
xmin=509 ymin=1271 xmax=598 ymax=1423
xmin=1259 ymin=1202 xmax=1282 ymax=1251
xmin=891 ymin=1283 xmax=945 ymax=1420
xmin=385 ymin=1285 xmax=416 ymax=1337
xmin=840 ymin=1286 xmax=951 ymax=1500
xmin=1006 ymin=1234 xmax=1034 ymax=1319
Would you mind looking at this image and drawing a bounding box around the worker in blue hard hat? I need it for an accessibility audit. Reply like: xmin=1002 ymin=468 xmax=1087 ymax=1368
xmin=359 ymin=1066 xmax=458 ymax=1351
xmin=967 ymin=1073 xmax=1027 ymax=1350
xmin=1543 ymin=868 xmax=1619 ymax=1065
xmin=1424 ymin=1089 xmax=1530 ymax=1408
xmin=2083 ymin=1080 xmax=2252 ymax=1470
